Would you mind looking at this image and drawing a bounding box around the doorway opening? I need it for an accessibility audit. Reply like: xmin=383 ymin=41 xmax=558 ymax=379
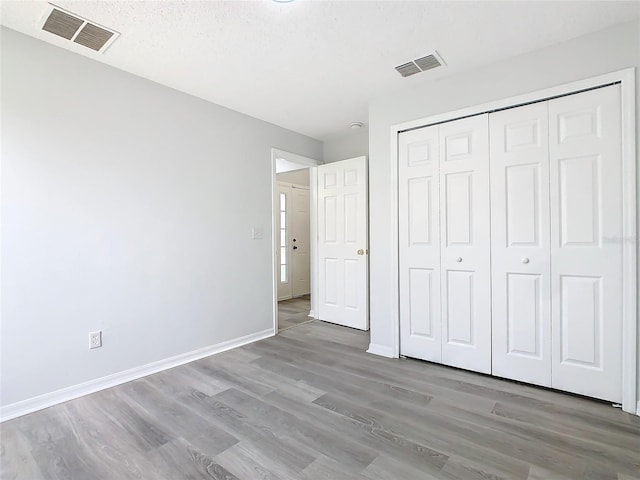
xmin=271 ymin=149 xmax=322 ymax=334
xmin=277 ymin=169 xmax=311 ymax=331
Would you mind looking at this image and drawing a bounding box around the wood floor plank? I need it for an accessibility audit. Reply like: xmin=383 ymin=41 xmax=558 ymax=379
xmin=213 ymin=388 xmax=377 ymax=472
xmin=170 ymin=387 xmax=317 ymax=473
xmin=492 ymin=401 xmax=640 ymax=451
xmin=175 ymin=439 xmax=240 ymax=480
xmin=61 ymin=393 xmax=174 ymax=479
xmin=262 ymin=389 xmax=455 ymax=477
xmin=361 ymin=454 xmax=440 ymax=480
xmin=117 ymin=378 xmax=240 ymax=457
xmin=214 ymin=442 xmax=293 ymax=480
xmin=0 ymin=426 xmax=43 ymax=480
xmin=300 ymin=454 xmax=371 ymax=480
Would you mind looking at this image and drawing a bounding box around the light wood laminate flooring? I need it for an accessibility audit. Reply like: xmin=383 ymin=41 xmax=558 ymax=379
xmin=1 ymin=320 xmax=639 ymax=479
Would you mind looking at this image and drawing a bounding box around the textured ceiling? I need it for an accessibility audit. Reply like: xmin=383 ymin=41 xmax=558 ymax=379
xmin=1 ymin=1 xmax=639 ymax=140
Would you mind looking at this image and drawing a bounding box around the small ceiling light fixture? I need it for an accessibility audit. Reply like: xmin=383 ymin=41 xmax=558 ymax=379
xmin=272 ymin=0 xmax=296 ymax=3
xmin=350 ymin=122 xmax=364 ymax=130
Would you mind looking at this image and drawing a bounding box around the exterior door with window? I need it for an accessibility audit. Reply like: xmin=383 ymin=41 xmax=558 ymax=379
xmin=291 ymin=186 xmax=311 ymax=297
xmin=277 ymin=184 xmax=292 ymax=300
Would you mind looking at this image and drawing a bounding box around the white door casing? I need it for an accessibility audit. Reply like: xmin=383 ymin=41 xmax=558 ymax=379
xmin=291 ymin=186 xmax=311 ymax=297
xmin=549 ymin=85 xmax=623 ymax=402
xmin=490 ymin=101 xmax=552 ymax=386
xmin=398 ymin=125 xmax=442 ymax=361
xmin=439 ymin=114 xmax=492 ymax=374
xmin=317 ymin=156 xmax=369 ymax=330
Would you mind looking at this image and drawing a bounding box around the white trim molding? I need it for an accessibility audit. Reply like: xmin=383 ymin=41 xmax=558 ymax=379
xmin=0 ymin=328 xmax=273 ymax=422
xmin=619 ymin=68 xmax=637 ymax=416
xmin=387 ymin=68 xmax=637 ymax=415
xmin=367 ymin=343 xmax=395 ymax=358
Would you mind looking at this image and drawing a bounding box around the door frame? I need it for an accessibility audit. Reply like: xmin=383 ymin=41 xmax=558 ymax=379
xmin=271 ymin=149 xmax=323 ymax=335
xmin=387 ymin=68 xmax=637 ymax=414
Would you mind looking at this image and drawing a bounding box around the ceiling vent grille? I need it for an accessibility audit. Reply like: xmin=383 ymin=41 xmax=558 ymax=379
xmin=42 ymin=8 xmax=84 ymax=40
xmin=395 ymin=61 xmax=421 ymax=78
xmin=40 ymin=4 xmax=119 ymax=53
xmin=395 ymin=52 xmax=445 ymax=78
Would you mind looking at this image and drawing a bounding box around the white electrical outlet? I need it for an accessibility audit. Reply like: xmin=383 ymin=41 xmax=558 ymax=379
xmin=89 ymin=331 xmax=102 ymax=349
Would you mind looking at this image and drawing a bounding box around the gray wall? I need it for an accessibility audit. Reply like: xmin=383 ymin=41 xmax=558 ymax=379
xmin=0 ymin=27 xmax=322 ymax=408
xmin=367 ymin=21 xmax=640 ymax=398
xmin=323 ymin=130 xmax=369 ymax=163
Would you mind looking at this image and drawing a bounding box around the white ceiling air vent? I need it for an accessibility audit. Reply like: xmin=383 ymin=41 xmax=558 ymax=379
xmin=395 ymin=61 xmax=421 ymax=78
xmin=41 ymin=4 xmax=119 ymax=53
xmin=395 ymin=52 xmax=445 ymax=78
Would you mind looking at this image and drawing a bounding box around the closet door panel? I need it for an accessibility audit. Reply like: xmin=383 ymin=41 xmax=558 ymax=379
xmin=399 ymin=125 xmax=442 ymax=361
xmin=549 ymin=85 xmax=623 ymax=402
xmin=439 ymin=115 xmax=491 ymax=374
xmin=490 ymin=102 xmax=551 ymax=386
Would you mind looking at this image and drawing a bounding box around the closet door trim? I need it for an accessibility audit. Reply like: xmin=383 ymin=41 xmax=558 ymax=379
xmin=387 ymin=68 xmax=636 ymax=415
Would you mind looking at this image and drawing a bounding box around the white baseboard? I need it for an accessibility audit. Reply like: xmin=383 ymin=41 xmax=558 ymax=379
xmin=367 ymin=343 xmax=395 ymax=358
xmin=636 ymin=400 xmax=640 ymax=416
xmin=308 ymin=310 xmax=316 ymax=318
xmin=0 ymin=328 xmax=273 ymax=422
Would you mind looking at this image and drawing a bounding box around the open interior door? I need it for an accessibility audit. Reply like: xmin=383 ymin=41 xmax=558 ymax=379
xmin=317 ymin=156 xmax=369 ymax=330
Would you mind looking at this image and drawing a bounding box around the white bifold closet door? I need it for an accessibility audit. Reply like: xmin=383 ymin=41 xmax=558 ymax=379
xmin=399 ymin=84 xmax=623 ymax=403
xmin=398 ymin=125 xmax=441 ymax=361
xmin=548 ymin=85 xmax=623 ymax=402
xmin=490 ymin=101 xmax=552 ymax=386
xmin=399 ymin=115 xmax=491 ymax=373
xmin=439 ymin=115 xmax=492 ymax=373
xmin=490 ymin=85 xmax=623 ymax=402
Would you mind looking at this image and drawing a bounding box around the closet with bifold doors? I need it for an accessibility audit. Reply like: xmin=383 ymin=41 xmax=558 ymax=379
xmin=399 ymin=84 xmax=624 ymax=403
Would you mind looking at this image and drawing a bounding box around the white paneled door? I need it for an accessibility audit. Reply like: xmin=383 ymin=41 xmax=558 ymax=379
xmin=549 ymin=85 xmax=622 ymax=402
xmin=490 ymin=101 xmax=552 ymax=386
xmin=317 ymin=157 xmax=369 ymax=330
xmin=439 ymin=115 xmax=492 ymax=373
xmin=399 ymin=125 xmax=442 ymax=361
xmin=291 ymin=187 xmax=311 ymax=297
xmin=399 ymin=115 xmax=491 ymax=373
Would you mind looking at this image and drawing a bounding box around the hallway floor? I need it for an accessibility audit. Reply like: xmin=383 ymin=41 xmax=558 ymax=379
xmin=278 ymin=294 xmax=312 ymax=332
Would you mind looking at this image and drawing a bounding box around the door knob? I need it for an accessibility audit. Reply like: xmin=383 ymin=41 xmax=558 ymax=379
xmin=456 ymin=257 xmax=462 ymax=263
xmin=522 ymin=257 xmax=530 ymax=264
xmin=357 ymin=249 xmax=365 ymax=255
xmin=293 ymin=245 xmax=298 ymax=250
